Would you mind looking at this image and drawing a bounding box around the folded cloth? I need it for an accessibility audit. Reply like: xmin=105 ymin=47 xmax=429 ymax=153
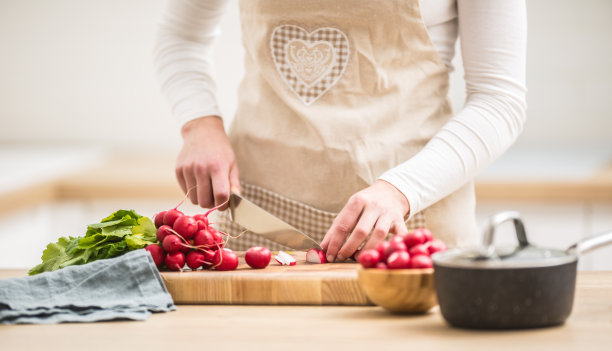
xmin=0 ymin=249 xmax=175 ymax=324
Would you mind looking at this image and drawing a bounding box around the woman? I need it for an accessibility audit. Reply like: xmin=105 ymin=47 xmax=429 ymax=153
xmin=154 ymin=0 xmax=527 ymax=262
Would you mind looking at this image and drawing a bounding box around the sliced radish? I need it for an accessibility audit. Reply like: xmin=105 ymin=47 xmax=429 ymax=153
xmin=306 ymin=248 xmax=327 ymax=264
xmin=274 ymin=251 xmax=296 ymax=266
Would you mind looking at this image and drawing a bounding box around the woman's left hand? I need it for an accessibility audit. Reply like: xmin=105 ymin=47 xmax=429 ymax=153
xmin=321 ymin=180 xmax=411 ymax=262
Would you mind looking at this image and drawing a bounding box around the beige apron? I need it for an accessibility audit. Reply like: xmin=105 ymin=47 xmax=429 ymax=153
xmin=219 ymin=0 xmax=478 ymax=251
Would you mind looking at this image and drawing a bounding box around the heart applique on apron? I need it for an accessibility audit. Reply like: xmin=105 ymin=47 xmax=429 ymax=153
xmin=270 ymin=25 xmax=350 ymax=105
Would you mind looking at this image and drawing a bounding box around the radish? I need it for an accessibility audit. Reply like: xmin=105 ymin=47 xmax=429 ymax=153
xmin=415 ymin=227 xmax=433 ymax=242
xmin=193 ymin=214 xmax=209 ymax=230
xmin=157 ymin=225 xmax=174 ymax=242
xmin=162 ymin=234 xmax=184 ymax=254
xmin=212 ymin=248 xmax=239 ymax=271
xmin=154 ymin=211 xmax=167 ymax=228
xmin=375 ymin=241 xmax=391 ymax=261
xmin=376 ymin=262 xmax=388 ymax=270
xmin=179 ymin=239 xmax=191 ymax=253
xmin=387 ymin=251 xmax=411 ymax=269
xmin=403 ymin=230 xmax=426 ymax=248
xmin=186 ymin=250 xmax=206 ymax=270
xmin=163 ymin=209 xmax=183 ymax=227
xmin=165 ymin=252 xmax=185 ymax=271
xmin=193 ymin=229 xmax=217 ymax=249
xmin=306 ymin=248 xmax=327 ymax=264
xmin=427 ymin=239 xmax=447 ymax=255
xmin=408 ymin=244 xmax=429 ymax=257
xmin=173 ymin=215 xmax=198 ymax=240
xmin=145 ymin=244 xmax=164 ymax=267
xmin=245 ymin=246 xmax=272 ymax=269
xmin=410 ymin=254 xmax=433 ymax=269
xmin=385 ymin=236 xmax=407 ymax=259
xmin=202 ymin=249 xmax=215 ymax=269
xmin=274 ymin=251 xmax=296 ymax=266
xmin=358 ymin=249 xmax=380 ymax=268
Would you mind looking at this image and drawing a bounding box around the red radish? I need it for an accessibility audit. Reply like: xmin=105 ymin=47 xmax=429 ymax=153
xmin=427 ymin=239 xmax=447 ymax=255
xmin=162 ymin=234 xmax=184 ymax=254
xmin=213 ymin=248 xmax=239 ymax=271
xmin=154 ymin=211 xmax=167 ymax=228
xmin=245 ymin=246 xmax=272 ymax=269
xmin=202 ymin=250 xmax=215 ymax=269
xmin=173 ymin=215 xmax=198 ymax=240
xmin=387 ymin=251 xmax=411 ymax=269
xmin=186 ymin=250 xmax=206 ymax=270
xmin=193 ymin=229 xmax=217 ymax=249
xmin=403 ymin=230 xmax=426 ymax=248
xmin=385 ymin=236 xmax=408 ymax=259
xmin=415 ymin=227 xmax=433 ymax=242
xmin=409 ymin=244 xmax=429 ymax=257
xmin=274 ymin=251 xmax=296 ymax=266
xmin=179 ymin=239 xmax=191 ymax=253
xmin=376 ymin=262 xmax=388 ymax=270
xmin=306 ymin=248 xmax=327 ymax=264
xmin=145 ymin=244 xmax=164 ymax=267
xmin=163 ymin=209 xmax=183 ymax=227
xmin=410 ymin=254 xmax=433 ymax=269
xmin=157 ymin=225 xmax=174 ymax=243
xmin=375 ymin=241 xmax=391 ymax=261
xmin=358 ymin=249 xmax=380 ymax=268
xmin=165 ymin=252 xmax=185 ymax=271
xmin=193 ymin=214 xmax=209 ymax=229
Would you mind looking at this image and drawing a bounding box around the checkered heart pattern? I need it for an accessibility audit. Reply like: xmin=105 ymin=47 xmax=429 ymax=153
xmin=216 ymin=183 xmax=426 ymax=251
xmin=270 ymin=25 xmax=350 ymax=105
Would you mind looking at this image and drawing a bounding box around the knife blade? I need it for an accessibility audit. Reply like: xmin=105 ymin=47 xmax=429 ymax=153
xmin=229 ymin=193 xmax=322 ymax=250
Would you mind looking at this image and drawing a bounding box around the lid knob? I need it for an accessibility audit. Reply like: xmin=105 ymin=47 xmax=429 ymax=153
xmin=479 ymin=211 xmax=530 ymax=258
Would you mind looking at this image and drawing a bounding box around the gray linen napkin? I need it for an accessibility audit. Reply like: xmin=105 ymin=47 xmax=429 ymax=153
xmin=0 ymin=249 xmax=175 ymax=324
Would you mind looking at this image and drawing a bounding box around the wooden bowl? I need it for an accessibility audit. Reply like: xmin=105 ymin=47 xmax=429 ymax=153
xmin=357 ymin=268 xmax=437 ymax=313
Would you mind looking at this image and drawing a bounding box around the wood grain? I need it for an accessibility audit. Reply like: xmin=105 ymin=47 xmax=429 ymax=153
xmin=160 ymin=254 xmax=372 ymax=305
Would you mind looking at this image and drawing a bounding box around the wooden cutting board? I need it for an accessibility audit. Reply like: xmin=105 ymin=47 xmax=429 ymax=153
xmin=160 ymin=253 xmax=372 ymax=306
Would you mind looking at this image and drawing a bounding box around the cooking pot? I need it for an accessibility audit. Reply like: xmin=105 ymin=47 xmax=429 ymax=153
xmin=432 ymin=211 xmax=612 ymax=329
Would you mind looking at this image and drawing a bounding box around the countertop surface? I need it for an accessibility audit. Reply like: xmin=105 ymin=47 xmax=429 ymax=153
xmin=0 ymin=270 xmax=611 ymax=350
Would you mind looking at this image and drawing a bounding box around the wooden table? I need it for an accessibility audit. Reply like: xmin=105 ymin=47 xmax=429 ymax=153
xmin=1 ymin=271 xmax=611 ymax=350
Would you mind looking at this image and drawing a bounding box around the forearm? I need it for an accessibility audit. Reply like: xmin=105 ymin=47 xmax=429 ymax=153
xmin=379 ymin=0 xmax=527 ymax=216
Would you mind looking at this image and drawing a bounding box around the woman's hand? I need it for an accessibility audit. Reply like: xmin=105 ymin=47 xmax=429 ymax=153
xmin=321 ymin=180 xmax=410 ymax=262
xmin=175 ymin=116 xmax=240 ymax=209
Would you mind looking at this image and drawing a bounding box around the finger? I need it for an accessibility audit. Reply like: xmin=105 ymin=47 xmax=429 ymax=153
xmin=229 ymin=162 xmax=241 ymax=195
xmin=175 ymin=165 xmax=188 ymax=194
xmin=193 ymin=163 xmax=213 ymax=208
xmin=390 ymin=218 xmax=409 ymax=237
xmin=183 ymin=165 xmax=199 ymax=205
xmin=361 ymin=215 xmax=392 ymax=252
xmin=336 ymin=206 xmax=380 ymax=261
xmin=322 ymin=195 xmax=365 ymax=262
xmin=210 ymin=163 xmax=230 ymax=209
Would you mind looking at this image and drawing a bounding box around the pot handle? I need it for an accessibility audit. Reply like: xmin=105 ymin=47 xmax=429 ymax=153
xmin=480 ymin=211 xmax=529 ymax=258
xmin=567 ymin=231 xmax=612 ymax=255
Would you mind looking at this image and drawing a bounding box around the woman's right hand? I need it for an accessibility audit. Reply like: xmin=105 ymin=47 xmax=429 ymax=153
xmin=175 ymin=116 xmax=241 ymax=209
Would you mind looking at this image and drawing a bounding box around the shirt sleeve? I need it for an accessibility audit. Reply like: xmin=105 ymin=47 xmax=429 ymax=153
xmin=154 ymin=0 xmax=229 ymax=126
xmin=378 ymin=0 xmax=527 ymax=217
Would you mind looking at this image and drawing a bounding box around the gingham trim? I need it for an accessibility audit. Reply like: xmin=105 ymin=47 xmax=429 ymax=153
xmin=218 ymin=183 xmax=426 ymax=251
xmin=270 ymin=25 xmax=350 ymax=106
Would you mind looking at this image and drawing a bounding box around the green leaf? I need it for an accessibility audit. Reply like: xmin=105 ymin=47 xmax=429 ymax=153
xmin=125 ymin=235 xmax=149 ymax=250
xmin=131 ymin=217 xmax=157 ymax=242
xmin=28 ymin=236 xmax=81 ymax=275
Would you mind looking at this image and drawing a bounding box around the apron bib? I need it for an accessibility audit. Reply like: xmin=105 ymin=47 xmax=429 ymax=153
xmin=219 ymin=0 xmax=478 ymax=251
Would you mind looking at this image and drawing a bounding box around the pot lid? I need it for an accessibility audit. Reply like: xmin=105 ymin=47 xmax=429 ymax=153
xmin=432 ymin=211 xmax=577 ymax=269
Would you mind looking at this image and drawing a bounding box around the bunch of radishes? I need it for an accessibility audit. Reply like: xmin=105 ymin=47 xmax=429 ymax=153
xmin=357 ymin=228 xmax=446 ymax=269
xmin=144 ymin=206 xmax=241 ymax=271
xmin=145 ymin=205 xmax=282 ymax=271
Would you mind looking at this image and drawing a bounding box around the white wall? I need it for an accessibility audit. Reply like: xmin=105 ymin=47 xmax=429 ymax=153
xmin=0 ymin=0 xmax=611 ymax=150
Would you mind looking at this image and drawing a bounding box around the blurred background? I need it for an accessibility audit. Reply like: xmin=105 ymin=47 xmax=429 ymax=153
xmin=1 ymin=0 xmax=611 ymax=269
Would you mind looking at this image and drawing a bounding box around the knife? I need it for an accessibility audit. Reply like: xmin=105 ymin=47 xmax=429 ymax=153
xmin=229 ymin=193 xmax=322 ymax=250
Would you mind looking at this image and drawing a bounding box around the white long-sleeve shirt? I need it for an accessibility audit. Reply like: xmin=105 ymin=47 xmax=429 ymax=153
xmin=154 ymin=0 xmax=527 ymax=217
